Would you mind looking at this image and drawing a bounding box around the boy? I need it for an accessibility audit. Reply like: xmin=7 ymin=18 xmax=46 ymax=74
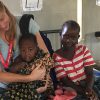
xmin=53 ymin=20 xmax=98 ymax=100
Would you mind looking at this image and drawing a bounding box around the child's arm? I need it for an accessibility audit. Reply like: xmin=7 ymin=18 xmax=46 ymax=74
xmin=36 ymin=74 xmax=49 ymax=93
xmin=31 ymin=52 xmax=52 ymax=93
xmin=11 ymin=62 xmax=26 ymax=73
xmin=10 ymin=55 xmax=24 ymax=73
xmin=44 ymin=53 xmax=54 ymax=90
xmin=37 ymin=53 xmax=54 ymax=93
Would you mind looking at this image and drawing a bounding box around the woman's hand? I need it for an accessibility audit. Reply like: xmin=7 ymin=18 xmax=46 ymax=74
xmin=29 ymin=65 xmax=46 ymax=81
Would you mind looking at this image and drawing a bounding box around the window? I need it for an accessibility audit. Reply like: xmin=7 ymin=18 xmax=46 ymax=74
xmin=22 ymin=0 xmax=43 ymax=11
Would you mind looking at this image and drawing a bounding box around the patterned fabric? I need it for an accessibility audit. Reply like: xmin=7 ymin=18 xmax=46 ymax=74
xmin=53 ymin=44 xmax=95 ymax=82
xmin=0 ymin=49 xmax=54 ymax=100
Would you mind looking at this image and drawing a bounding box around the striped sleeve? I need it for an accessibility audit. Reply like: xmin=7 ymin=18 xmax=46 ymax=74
xmin=83 ymin=46 xmax=95 ymax=67
xmin=53 ymin=54 xmax=66 ymax=79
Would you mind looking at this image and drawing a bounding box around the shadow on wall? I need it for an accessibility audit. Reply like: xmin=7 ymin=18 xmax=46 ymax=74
xmin=84 ymin=32 xmax=100 ymax=61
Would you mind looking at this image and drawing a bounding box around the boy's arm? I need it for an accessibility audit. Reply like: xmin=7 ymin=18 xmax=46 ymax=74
xmin=60 ymin=76 xmax=85 ymax=94
xmin=85 ymin=65 xmax=94 ymax=89
xmin=83 ymin=46 xmax=95 ymax=90
xmin=84 ymin=65 xmax=99 ymax=99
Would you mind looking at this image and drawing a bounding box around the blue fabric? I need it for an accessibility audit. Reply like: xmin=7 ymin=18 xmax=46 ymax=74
xmin=0 ymin=87 xmax=6 ymax=93
xmin=0 ymin=38 xmax=9 ymax=60
xmin=0 ymin=34 xmax=19 ymax=88
xmin=94 ymin=78 xmax=100 ymax=99
xmin=29 ymin=18 xmax=40 ymax=34
xmin=50 ymin=68 xmax=58 ymax=89
xmin=93 ymin=69 xmax=100 ymax=76
xmin=0 ymin=39 xmax=8 ymax=88
xmin=0 ymin=87 xmax=8 ymax=100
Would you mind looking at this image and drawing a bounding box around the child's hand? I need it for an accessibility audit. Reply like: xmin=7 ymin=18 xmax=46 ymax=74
xmin=11 ymin=62 xmax=26 ymax=72
xmin=36 ymin=86 xmax=47 ymax=93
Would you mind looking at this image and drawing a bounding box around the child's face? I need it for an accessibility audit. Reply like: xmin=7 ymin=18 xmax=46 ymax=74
xmin=61 ymin=26 xmax=79 ymax=49
xmin=20 ymin=40 xmax=37 ymax=62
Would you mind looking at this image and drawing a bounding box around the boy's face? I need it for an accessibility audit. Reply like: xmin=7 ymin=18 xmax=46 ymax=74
xmin=20 ymin=40 xmax=37 ymax=62
xmin=61 ymin=26 xmax=79 ymax=49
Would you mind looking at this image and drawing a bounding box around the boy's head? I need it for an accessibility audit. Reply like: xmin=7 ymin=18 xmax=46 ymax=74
xmin=18 ymin=33 xmax=38 ymax=62
xmin=60 ymin=20 xmax=80 ymax=49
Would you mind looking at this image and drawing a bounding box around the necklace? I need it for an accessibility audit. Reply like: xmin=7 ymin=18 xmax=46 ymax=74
xmin=0 ymin=41 xmax=13 ymax=69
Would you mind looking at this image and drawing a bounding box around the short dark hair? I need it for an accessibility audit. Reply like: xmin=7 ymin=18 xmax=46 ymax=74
xmin=60 ymin=20 xmax=80 ymax=35
xmin=18 ymin=33 xmax=38 ymax=48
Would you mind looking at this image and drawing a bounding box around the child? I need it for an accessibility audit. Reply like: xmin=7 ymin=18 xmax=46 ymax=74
xmin=53 ymin=20 xmax=98 ymax=100
xmin=0 ymin=33 xmax=54 ymax=100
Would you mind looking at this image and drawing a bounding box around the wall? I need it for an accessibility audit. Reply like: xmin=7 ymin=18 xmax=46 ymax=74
xmin=84 ymin=32 xmax=100 ymax=61
xmin=82 ymin=0 xmax=100 ymax=35
xmin=1 ymin=0 xmax=77 ymax=30
xmin=82 ymin=0 xmax=100 ymax=61
xmin=1 ymin=0 xmax=22 ymax=15
xmin=1 ymin=0 xmax=77 ymax=50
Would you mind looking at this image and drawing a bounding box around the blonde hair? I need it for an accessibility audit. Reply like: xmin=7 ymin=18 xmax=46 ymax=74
xmin=0 ymin=1 xmax=16 ymax=42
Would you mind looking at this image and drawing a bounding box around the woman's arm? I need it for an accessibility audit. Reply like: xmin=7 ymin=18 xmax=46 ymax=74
xmin=35 ymin=32 xmax=48 ymax=53
xmin=29 ymin=19 xmax=48 ymax=53
xmin=0 ymin=65 xmax=45 ymax=83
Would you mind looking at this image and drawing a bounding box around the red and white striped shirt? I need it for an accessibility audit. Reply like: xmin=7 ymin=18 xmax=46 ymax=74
xmin=53 ymin=44 xmax=95 ymax=82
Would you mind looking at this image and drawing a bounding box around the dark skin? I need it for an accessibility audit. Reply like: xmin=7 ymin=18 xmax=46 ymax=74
xmin=55 ymin=29 xmax=97 ymax=99
xmin=10 ymin=40 xmax=38 ymax=73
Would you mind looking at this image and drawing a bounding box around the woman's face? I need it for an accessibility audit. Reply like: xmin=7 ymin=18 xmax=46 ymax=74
xmin=0 ymin=11 xmax=10 ymax=32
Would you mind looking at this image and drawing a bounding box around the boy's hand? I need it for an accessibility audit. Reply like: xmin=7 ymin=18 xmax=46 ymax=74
xmin=85 ymin=88 xmax=98 ymax=100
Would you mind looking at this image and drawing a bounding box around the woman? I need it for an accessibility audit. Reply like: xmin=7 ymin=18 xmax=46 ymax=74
xmin=0 ymin=33 xmax=54 ymax=99
xmin=0 ymin=1 xmax=46 ymax=94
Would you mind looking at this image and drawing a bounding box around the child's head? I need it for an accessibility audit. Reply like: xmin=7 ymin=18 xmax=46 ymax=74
xmin=60 ymin=20 xmax=80 ymax=49
xmin=18 ymin=33 xmax=38 ymax=62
